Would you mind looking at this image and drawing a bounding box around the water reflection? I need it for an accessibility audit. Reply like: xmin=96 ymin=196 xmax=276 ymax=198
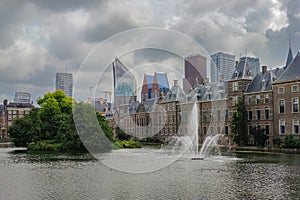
xmin=0 ymin=148 xmax=299 ymax=200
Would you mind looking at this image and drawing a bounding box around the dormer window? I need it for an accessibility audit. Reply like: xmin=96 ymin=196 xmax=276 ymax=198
xmin=247 ymin=71 xmax=252 ymax=77
xmin=235 ymin=71 xmax=238 ymax=78
xmin=262 ymin=78 xmax=266 ymax=91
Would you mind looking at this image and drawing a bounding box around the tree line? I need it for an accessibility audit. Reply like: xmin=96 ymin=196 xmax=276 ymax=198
xmin=9 ymin=90 xmax=114 ymax=152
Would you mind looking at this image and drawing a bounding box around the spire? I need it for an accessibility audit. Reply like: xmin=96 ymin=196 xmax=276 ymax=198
xmin=285 ymin=37 xmax=293 ymax=68
xmin=242 ymin=49 xmax=247 ymax=78
xmin=194 ymin=77 xmax=199 ymax=87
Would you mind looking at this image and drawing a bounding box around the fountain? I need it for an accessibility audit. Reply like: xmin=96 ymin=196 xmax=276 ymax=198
xmin=170 ymin=103 xmax=222 ymax=160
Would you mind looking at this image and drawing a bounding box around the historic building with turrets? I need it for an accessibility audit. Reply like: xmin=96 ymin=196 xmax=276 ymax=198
xmin=116 ymin=41 xmax=300 ymax=147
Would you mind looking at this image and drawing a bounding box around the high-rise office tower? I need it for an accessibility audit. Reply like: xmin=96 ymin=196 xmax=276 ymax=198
xmin=13 ymin=91 xmax=31 ymax=103
xmin=56 ymin=72 xmax=73 ymax=97
xmin=239 ymin=56 xmax=260 ymax=76
xmin=112 ymin=57 xmax=137 ymax=109
xmin=211 ymin=52 xmax=235 ymax=82
xmin=183 ymin=54 xmax=207 ymax=93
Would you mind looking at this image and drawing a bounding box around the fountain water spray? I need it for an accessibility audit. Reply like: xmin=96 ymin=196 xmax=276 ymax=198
xmin=171 ymin=103 xmax=222 ymax=160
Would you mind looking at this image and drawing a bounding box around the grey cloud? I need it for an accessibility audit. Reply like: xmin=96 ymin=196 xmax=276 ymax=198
xmin=0 ymin=0 xmax=300 ymax=102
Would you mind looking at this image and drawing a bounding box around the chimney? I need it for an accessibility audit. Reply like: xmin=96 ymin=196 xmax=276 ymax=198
xmin=173 ymin=80 xmax=178 ymax=86
xmin=262 ymin=66 xmax=267 ymax=75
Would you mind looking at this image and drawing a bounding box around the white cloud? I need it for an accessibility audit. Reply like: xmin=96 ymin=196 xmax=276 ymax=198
xmin=268 ymin=0 xmax=289 ymax=31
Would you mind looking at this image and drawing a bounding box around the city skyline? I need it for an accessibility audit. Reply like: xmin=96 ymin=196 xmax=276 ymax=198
xmin=1 ymin=1 xmax=300 ymax=103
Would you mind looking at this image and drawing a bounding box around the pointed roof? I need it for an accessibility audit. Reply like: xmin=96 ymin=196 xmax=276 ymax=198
xmin=285 ymin=38 xmax=293 ymax=68
xmin=145 ymin=74 xmax=154 ymax=89
xmin=276 ymin=52 xmax=300 ymax=82
xmin=155 ymin=72 xmax=169 ymax=89
xmin=230 ymin=59 xmax=252 ymax=80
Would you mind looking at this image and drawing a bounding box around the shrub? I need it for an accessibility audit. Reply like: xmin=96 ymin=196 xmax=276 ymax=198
xmin=273 ymin=138 xmax=282 ymax=147
xmin=119 ymin=139 xmax=142 ymax=148
xmin=28 ymin=140 xmax=63 ymax=152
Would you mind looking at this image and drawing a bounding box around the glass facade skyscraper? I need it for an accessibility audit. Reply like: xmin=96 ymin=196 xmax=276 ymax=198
xmin=112 ymin=57 xmax=136 ymax=109
xmin=56 ymin=72 xmax=73 ymax=97
xmin=211 ymin=52 xmax=235 ymax=82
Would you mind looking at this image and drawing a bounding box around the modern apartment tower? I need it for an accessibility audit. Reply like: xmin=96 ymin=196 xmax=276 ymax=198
xmin=112 ymin=57 xmax=137 ymax=109
xmin=56 ymin=72 xmax=73 ymax=97
xmin=239 ymin=56 xmax=260 ymax=76
xmin=211 ymin=52 xmax=235 ymax=82
xmin=183 ymin=54 xmax=207 ymax=93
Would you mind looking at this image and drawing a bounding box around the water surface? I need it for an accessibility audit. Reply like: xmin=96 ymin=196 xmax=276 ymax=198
xmin=0 ymin=148 xmax=299 ymax=200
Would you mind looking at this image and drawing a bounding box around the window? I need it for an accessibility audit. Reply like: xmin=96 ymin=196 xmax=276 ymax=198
xmin=210 ymin=111 xmax=214 ymax=122
xmin=292 ymin=98 xmax=299 ymax=113
xmin=232 ymin=96 xmax=239 ymax=106
xmin=249 ymin=125 xmax=253 ymax=135
xmin=233 ymin=82 xmax=238 ymax=92
xmin=225 ymin=126 xmax=229 ymax=135
xmin=293 ymin=119 xmax=299 ymax=134
xmin=279 ymin=99 xmax=285 ymax=113
xmin=256 ymin=95 xmax=261 ymax=104
xmin=203 ymin=111 xmax=207 ymax=122
xmin=248 ymin=96 xmax=252 ymax=105
xmin=292 ymin=85 xmax=299 ymax=92
xmin=203 ymin=127 xmax=207 ymax=136
xmin=279 ymin=120 xmax=285 ymax=135
xmin=265 ymin=124 xmax=270 ymax=135
xmin=225 ymin=109 xmax=229 ymax=121
xmin=248 ymin=111 xmax=253 ymax=120
xmin=217 ymin=127 xmax=221 ymax=134
xmin=278 ymin=87 xmax=284 ymax=94
xmin=265 ymin=109 xmax=269 ymax=119
xmin=257 ymin=110 xmax=261 ymax=120
xmin=265 ymin=94 xmax=269 ymax=103
xmin=217 ymin=110 xmax=221 ymax=121
xmin=257 ymin=125 xmax=261 ymax=133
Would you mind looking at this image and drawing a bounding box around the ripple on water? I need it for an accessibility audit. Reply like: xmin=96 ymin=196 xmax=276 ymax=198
xmin=0 ymin=148 xmax=299 ymax=200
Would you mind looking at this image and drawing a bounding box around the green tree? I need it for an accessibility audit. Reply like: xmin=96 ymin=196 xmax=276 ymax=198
xmin=231 ymin=98 xmax=248 ymax=146
xmin=37 ymin=90 xmax=73 ymax=140
xmin=10 ymin=90 xmax=116 ymax=152
xmin=9 ymin=108 xmax=41 ymax=147
xmin=73 ymin=102 xmax=113 ymax=152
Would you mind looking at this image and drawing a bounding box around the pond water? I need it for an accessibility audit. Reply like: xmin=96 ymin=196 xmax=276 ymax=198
xmin=0 ymin=148 xmax=299 ymax=200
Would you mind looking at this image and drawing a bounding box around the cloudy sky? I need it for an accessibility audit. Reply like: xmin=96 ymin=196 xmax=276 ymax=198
xmin=1 ymin=0 xmax=299 ymax=103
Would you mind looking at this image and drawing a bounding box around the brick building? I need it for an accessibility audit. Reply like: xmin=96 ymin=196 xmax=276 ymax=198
xmin=116 ymin=44 xmax=300 ymax=147
xmin=273 ymin=52 xmax=300 ymax=140
xmin=0 ymin=100 xmax=34 ymax=138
